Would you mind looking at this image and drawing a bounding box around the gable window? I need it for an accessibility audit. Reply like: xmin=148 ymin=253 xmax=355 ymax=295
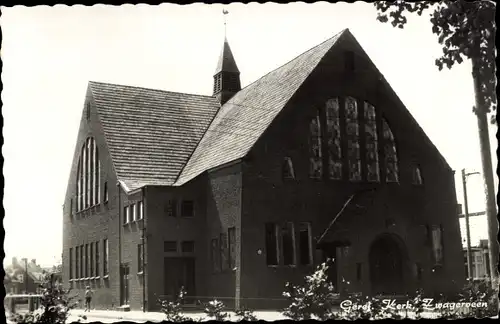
xmin=211 ymin=239 xmax=221 ymax=272
xmin=283 ymin=157 xmax=295 ymax=180
xmin=123 ymin=206 xmax=130 ymax=224
xmin=265 ymin=223 xmax=279 ymax=266
xmin=364 ymin=102 xmax=380 ymax=182
xmin=383 ymin=118 xmax=399 ymax=182
xmin=344 ymin=51 xmax=355 ymax=71
xmin=412 ymin=165 xmax=423 ymax=185
xmin=309 ymin=109 xmax=323 ymax=179
xmin=181 ymin=200 xmax=194 ymax=217
xmin=228 ymin=227 xmax=236 ymax=269
xmin=298 ymin=222 xmax=313 ymax=266
xmin=164 ymin=241 xmax=177 ymax=252
xmin=345 ymin=97 xmax=361 ymax=181
xmin=431 ymin=225 xmax=444 ymax=265
xmin=76 ymin=137 xmax=101 ymax=212
xmin=165 ymin=200 xmax=177 ymax=217
xmin=281 ymin=222 xmax=296 ymax=266
xmin=326 ymin=98 xmax=342 ymax=179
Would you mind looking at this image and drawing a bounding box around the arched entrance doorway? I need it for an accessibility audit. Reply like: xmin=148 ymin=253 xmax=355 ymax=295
xmin=369 ymin=234 xmax=406 ymax=295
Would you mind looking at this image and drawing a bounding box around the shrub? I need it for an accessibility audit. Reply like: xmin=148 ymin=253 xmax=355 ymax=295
xmin=203 ymin=299 xmax=229 ymax=321
xmin=235 ymin=307 xmax=258 ymax=321
xmin=8 ymin=273 xmax=80 ymax=324
xmin=159 ymin=287 xmax=192 ymax=322
xmin=281 ymin=259 xmax=339 ymax=320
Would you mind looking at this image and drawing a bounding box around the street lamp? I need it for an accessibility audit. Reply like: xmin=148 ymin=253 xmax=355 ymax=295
xmin=461 ymin=169 xmax=480 ymax=280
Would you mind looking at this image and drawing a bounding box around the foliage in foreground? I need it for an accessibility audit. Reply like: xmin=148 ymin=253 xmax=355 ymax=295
xmin=8 ymin=273 xmax=80 ymax=324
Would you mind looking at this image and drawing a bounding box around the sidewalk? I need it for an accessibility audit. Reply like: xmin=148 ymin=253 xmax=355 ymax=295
xmin=69 ymin=309 xmax=287 ymax=322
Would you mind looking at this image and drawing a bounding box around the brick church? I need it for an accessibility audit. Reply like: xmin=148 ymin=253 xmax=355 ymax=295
xmin=62 ymin=28 xmax=465 ymax=311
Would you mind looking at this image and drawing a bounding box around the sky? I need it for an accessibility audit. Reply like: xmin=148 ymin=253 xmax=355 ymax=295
xmin=1 ymin=2 xmax=498 ymax=267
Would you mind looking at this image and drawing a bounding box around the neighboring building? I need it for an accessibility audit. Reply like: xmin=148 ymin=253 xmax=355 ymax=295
xmin=62 ymin=29 xmax=465 ymax=311
xmin=464 ymin=240 xmax=491 ymax=280
xmin=4 ymin=258 xmax=45 ymax=294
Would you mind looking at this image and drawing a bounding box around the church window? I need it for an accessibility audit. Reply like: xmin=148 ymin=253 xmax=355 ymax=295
xmin=76 ymin=137 xmax=101 ymax=212
xmin=283 ymin=157 xmax=295 ymax=180
xmin=364 ymin=102 xmax=380 ymax=182
xmin=431 ymin=225 xmax=444 ymax=265
xmin=412 ymin=165 xmax=423 ymax=185
xmin=309 ymin=110 xmax=323 ymax=179
xmin=326 ymin=98 xmax=342 ymax=179
xmin=265 ymin=223 xmax=279 ymax=266
xmin=281 ymin=222 xmax=296 ymax=266
xmin=345 ymin=97 xmax=361 ymax=181
xmin=383 ymin=119 xmax=399 ymax=182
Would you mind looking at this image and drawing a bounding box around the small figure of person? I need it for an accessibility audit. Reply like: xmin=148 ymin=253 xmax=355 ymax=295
xmin=84 ymin=286 xmax=93 ymax=312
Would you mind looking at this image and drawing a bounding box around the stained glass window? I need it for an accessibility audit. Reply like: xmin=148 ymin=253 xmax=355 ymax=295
xmin=383 ymin=119 xmax=399 ymax=182
xmin=326 ymin=98 xmax=342 ymax=179
xmin=345 ymin=97 xmax=361 ymax=181
xmin=309 ymin=110 xmax=323 ymax=179
xmin=364 ymin=102 xmax=380 ymax=182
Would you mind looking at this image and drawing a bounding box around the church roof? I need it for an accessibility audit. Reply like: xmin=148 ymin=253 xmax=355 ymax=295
xmin=89 ymin=82 xmax=220 ymax=190
xmin=175 ymin=29 xmax=346 ymax=185
xmin=214 ymin=37 xmax=240 ymax=74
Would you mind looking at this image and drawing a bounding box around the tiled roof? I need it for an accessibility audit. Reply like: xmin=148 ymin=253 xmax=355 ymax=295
xmin=175 ymin=29 xmax=346 ymax=185
xmin=89 ymin=82 xmax=221 ymax=190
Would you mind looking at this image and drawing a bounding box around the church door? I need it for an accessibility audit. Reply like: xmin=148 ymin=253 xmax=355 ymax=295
xmin=369 ymin=235 xmax=405 ymax=295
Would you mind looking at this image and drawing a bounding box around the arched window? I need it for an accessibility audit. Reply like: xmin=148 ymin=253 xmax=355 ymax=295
xmin=364 ymin=102 xmax=380 ymax=182
xmin=383 ymin=119 xmax=399 ymax=182
xmin=283 ymin=157 xmax=296 ymax=180
xmin=309 ymin=110 xmax=323 ymax=179
xmin=412 ymin=165 xmax=423 ymax=185
xmin=345 ymin=97 xmax=361 ymax=181
xmin=76 ymin=137 xmax=101 ymax=212
xmin=326 ymin=98 xmax=342 ymax=179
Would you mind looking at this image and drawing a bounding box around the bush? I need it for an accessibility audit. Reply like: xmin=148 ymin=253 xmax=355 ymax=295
xmin=8 ymin=273 xmax=80 ymax=324
xmin=281 ymin=259 xmax=339 ymax=320
xmin=203 ymin=299 xmax=229 ymax=321
xmin=159 ymin=287 xmax=192 ymax=322
xmin=235 ymin=307 xmax=258 ymax=321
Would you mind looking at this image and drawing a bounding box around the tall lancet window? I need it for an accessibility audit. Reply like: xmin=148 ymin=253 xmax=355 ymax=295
xmin=326 ymin=98 xmax=342 ymax=180
xmin=309 ymin=110 xmax=323 ymax=179
xmin=364 ymin=102 xmax=380 ymax=182
xmin=345 ymin=97 xmax=361 ymax=181
xmin=383 ymin=119 xmax=399 ymax=182
xmin=76 ymin=137 xmax=101 ymax=212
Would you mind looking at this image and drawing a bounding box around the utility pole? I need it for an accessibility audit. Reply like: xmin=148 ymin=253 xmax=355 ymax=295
xmin=25 ymin=258 xmax=28 ymax=293
xmin=462 ymin=169 xmax=478 ymax=280
xmin=471 ymin=56 xmax=499 ymax=287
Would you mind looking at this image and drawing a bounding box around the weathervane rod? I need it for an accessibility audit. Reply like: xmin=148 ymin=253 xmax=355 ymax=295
xmin=223 ymin=9 xmax=229 ymax=38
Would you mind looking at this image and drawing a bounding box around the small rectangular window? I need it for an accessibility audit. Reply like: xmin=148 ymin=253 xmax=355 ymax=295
xmin=85 ymin=244 xmax=89 ymax=278
xmin=103 ymin=239 xmax=109 ymax=276
xmin=75 ymin=246 xmax=79 ymax=279
xmin=181 ymin=241 xmax=195 ymax=253
xmin=181 ymin=200 xmax=194 ymax=217
xmin=90 ymin=242 xmax=94 ymax=277
xmin=123 ymin=206 xmax=129 ymax=224
xmin=164 ymin=241 xmax=177 ymax=252
xmin=95 ymin=241 xmax=100 ymax=277
xmin=138 ymin=244 xmax=144 ymax=273
xmin=138 ymin=201 xmax=144 ymax=220
xmin=104 ymin=182 xmax=108 ymax=203
xmin=211 ymin=239 xmax=221 ymax=272
xmin=165 ymin=200 xmax=177 ymax=217
xmin=132 ymin=203 xmax=137 ymax=222
xmin=220 ymin=233 xmax=229 ymax=271
xmin=298 ymin=222 xmax=312 ymax=265
xmin=265 ymin=223 xmax=279 ymax=266
xmin=69 ymin=248 xmax=73 ymax=280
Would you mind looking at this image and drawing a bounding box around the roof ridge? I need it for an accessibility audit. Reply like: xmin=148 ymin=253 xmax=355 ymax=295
xmin=224 ymin=28 xmax=347 ymax=104
xmin=88 ymin=81 xmax=218 ymax=99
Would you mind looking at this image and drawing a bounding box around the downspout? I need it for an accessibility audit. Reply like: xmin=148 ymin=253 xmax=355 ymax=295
xmin=142 ymin=187 xmax=147 ymax=312
xmin=116 ymin=181 xmax=122 ymax=305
